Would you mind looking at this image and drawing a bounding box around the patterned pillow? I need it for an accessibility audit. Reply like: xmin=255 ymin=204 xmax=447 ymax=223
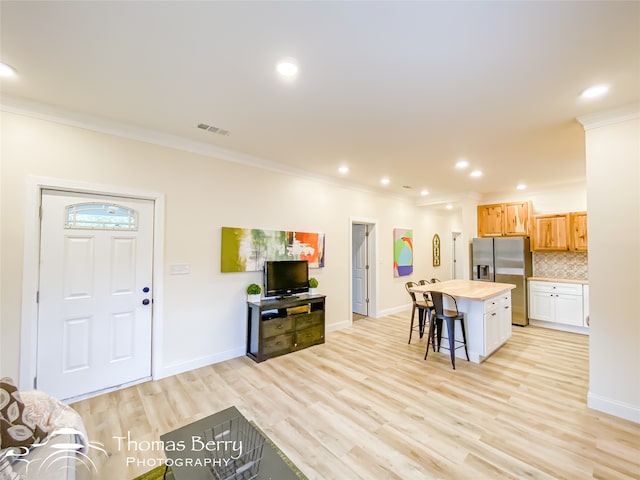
xmin=0 ymin=378 xmax=46 ymax=449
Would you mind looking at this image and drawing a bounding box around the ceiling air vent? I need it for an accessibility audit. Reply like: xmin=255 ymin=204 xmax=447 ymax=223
xmin=197 ymin=123 xmax=230 ymax=136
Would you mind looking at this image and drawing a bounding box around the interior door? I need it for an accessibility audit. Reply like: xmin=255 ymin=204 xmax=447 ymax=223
xmin=352 ymin=224 xmax=368 ymax=316
xmin=37 ymin=190 xmax=154 ymax=400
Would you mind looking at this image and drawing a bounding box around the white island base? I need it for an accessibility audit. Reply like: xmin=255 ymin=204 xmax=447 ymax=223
xmin=410 ymin=280 xmax=516 ymax=363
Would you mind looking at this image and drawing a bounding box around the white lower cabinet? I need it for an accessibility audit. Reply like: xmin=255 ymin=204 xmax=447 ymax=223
xmin=528 ymin=281 xmax=585 ymax=327
xmin=448 ymin=290 xmax=513 ymax=363
xmin=483 ymin=292 xmax=512 ymax=356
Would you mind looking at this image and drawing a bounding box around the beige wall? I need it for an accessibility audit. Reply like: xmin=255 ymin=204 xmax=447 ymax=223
xmin=582 ymin=108 xmax=640 ymax=423
xmin=480 ymin=182 xmax=587 ymax=215
xmin=0 ymin=111 xmax=462 ymax=383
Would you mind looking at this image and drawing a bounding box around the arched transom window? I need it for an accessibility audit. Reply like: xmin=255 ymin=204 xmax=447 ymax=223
xmin=65 ymin=203 xmax=138 ymax=230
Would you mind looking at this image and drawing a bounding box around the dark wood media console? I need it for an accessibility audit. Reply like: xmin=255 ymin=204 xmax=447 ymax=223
xmin=246 ymin=294 xmax=326 ymax=362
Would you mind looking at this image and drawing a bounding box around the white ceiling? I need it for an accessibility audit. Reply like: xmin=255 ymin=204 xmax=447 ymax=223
xmin=1 ymin=1 xmax=639 ymax=205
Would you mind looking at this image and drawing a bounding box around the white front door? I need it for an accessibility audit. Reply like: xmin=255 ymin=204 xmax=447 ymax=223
xmin=37 ymin=190 xmax=154 ymax=400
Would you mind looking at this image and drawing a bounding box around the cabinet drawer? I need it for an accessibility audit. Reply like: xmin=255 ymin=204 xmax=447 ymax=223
xmin=294 ymin=311 xmax=323 ymax=330
xmin=529 ymin=281 xmax=582 ymax=295
xmin=262 ymin=333 xmax=294 ymax=356
xmin=262 ymin=317 xmax=294 ymax=337
xmin=484 ymin=293 xmax=509 ymax=313
xmin=295 ymin=325 xmax=324 ymax=349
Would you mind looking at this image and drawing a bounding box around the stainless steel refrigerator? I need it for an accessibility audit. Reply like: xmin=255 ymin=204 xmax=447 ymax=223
xmin=472 ymin=237 xmax=532 ymax=326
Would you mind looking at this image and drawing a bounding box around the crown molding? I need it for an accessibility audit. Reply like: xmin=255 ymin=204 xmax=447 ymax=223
xmin=0 ymin=95 xmax=417 ymax=205
xmin=577 ymin=102 xmax=640 ymax=131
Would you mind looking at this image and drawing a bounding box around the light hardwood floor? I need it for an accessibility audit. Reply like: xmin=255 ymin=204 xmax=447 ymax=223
xmin=72 ymin=313 xmax=640 ymax=479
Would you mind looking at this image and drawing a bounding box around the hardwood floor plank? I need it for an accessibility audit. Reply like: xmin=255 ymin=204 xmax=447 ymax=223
xmin=71 ymin=316 xmax=640 ymax=480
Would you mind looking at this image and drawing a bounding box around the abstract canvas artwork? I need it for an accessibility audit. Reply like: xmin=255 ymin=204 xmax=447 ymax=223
xmin=221 ymin=227 xmax=325 ymax=272
xmin=393 ymin=228 xmax=413 ymax=277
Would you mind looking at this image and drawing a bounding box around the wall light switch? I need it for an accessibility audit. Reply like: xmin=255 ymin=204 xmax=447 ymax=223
xmin=169 ymin=264 xmax=190 ymax=275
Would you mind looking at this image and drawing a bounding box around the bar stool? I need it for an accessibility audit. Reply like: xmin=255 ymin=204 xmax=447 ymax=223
xmin=424 ymin=291 xmax=469 ymax=369
xmin=405 ymin=282 xmax=432 ymax=344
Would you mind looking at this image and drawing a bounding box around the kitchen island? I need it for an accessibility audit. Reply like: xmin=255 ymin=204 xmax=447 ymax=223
xmin=410 ymin=279 xmax=516 ymax=363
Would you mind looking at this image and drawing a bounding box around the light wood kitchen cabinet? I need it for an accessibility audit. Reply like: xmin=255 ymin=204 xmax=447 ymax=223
xmin=477 ymin=201 xmax=531 ymax=237
xmin=532 ymin=214 xmax=570 ymax=251
xmin=503 ymin=201 xmax=531 ymax=236
xmin=477 ymin=204 xmax=504 ymax=237
xmin=570 ymin=211 xmax=588 ymax=251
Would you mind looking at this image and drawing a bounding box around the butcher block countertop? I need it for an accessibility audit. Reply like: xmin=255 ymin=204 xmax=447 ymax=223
xmin=528 ymin=277 xmax=589 ymax=285
xmin=409 ymin=279 xmax=515 ymax=301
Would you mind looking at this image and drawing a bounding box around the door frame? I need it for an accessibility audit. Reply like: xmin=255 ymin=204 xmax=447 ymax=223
xmin=349 ymin=217 xmax=377 ymax=320
xmin=351 ymin=223 xmax=368 ymax=316
xmin=451 ymin=231 xmax=463 ymax=279
xmin=19 ymin=175 xmax=165 ymax=394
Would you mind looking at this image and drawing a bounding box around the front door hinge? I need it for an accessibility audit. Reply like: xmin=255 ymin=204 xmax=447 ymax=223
xmin=33 ymin=377 xmax=37 ymax=389
xmin=36 ymin=291 xmax=39 ymax=303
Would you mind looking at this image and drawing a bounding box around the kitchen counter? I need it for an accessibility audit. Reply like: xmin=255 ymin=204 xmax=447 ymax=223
xmin=409 ymin=279 xmax=516 ymax=363
xmin=410 ymin=279 xmax=515 ymax=300
xmin=528 ymin=277 xmax=588 ymax=285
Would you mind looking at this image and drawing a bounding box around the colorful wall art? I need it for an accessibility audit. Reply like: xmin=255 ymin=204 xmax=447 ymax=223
xmin=393 ymin=228 xmax=413 ymax=277
xmin=221 ymin=227 xmax=325 ymax=272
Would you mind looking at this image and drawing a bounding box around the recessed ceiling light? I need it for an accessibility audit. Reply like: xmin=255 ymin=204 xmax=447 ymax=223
xmin=420 ymin=189 xmax=429 ymax=196
xmin=455 ymin=160 xmax=469 ymax=169
xmin=0 ymin=62 xmax=17 ymax=77
xmin=517 ymin=184 xmax=527 ymax=190
xmin=276 ymin=58 xmax=298 ymax=77
xmin=338 ymin=166 xmax=349 ymax=174
xmin=380 ymin=177 xmax=390 ymax=185
xmin=581 ymin=84 xmax=609 ymax=98
xmin=446 ymin=204 xmax=453 ymax=210
xmin=470 ymin=170 xmax=483 ymax=177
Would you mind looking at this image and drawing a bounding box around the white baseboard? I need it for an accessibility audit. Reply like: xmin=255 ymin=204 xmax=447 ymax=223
xmin=588 ymin=391 xmax=640 ymax=424
xmin=159 ymin=346 xmax=245 ymax=379
xmin=326 ymin=319 xmax=351 ymax=332
xmin=160 ymin=317 xmax=358 ymax=379
xmin=378 ymin=304 xmax=412 ymax=318
xmin=529 ymin=319 xmax=589 ymax=335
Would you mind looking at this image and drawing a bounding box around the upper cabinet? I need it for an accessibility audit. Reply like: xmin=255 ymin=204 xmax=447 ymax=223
xmin=477 ymin=204 xmax=504 ymax=237
xmin=478 ymin=201 xmax=531 ymax=237
xmin=531 ymin=211 xmax=588 ymax=252
xmin=532 ymin=214 xmax=570 ymax=251
xmin=570 ymin=211 xmax=588 ymax=252
xmin=503 ymin=201 xmax=531 ymax=236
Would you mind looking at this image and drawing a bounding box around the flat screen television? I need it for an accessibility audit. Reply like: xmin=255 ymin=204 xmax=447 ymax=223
xmin=263 ymin=260 xmax=309 ymax=298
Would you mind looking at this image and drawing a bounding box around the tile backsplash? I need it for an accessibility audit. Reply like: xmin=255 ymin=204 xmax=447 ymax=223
xmin=532 ymin=251 xmax=588 ymax=280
